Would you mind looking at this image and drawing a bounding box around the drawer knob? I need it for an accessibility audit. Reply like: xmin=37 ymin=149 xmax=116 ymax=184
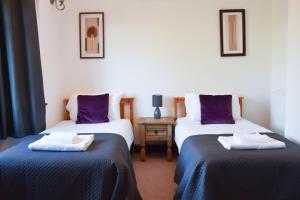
xmin=154 ymin=130 xmax=158 ymax=134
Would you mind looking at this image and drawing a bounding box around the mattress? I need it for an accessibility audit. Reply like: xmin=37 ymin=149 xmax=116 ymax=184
xmin=42 ymin=119 xmax=134 ymax=149
xmin=175 ymin=117 xmax=271 ymax=152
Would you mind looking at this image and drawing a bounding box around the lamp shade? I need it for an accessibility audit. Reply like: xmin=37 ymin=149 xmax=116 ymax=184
xmin=152 ymin=95 xmax=162 ymax=107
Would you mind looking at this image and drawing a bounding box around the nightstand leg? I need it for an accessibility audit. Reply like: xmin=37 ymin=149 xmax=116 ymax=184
xmin=140 ymin=125 xmax=146 ymax=161
xmin=141 ymin=146 xmax=146 ymax=161
xmin=167 ymin=125 xmax=173 ymax=161
xmin=167 ymin=148 xmax=172 ymax=161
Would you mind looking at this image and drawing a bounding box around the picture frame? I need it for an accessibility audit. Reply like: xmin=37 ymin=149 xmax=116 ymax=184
xmin=79 ymin=12 xmax=105 ymax=59
xmin=219 ymin=9 xmax=246 ymax=57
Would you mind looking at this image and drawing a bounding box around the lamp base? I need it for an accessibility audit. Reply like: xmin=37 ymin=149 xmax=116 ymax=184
xmin=154 ymin=107 xmax=161 ymax=119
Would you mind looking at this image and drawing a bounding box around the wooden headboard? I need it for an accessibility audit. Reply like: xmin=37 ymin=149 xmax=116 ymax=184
xmin=174 ymin=96 xmax=244 ymax=120
xmin=63 ymin=97 xmax=135 ymax=126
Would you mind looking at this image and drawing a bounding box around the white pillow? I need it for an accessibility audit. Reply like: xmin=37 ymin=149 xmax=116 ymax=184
xmin=184 ymin=93 xmax=241 ymax=121
xmin=66 ymin=93 xmax=123 ymax=121
xmin=231 ymin=94 xmax=242 ymax=120
xmin=185 ymin=93 xmax=201 ymax=121
xmin=108 ymin=93 xmax=123 ymax=120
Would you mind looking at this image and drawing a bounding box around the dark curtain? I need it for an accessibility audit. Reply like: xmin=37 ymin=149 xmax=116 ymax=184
xmin=0 ymin=0 xmax=46 ymax=139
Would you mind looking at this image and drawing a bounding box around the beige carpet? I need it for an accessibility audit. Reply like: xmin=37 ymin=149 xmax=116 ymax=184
xmin=132 ymin=154 xmax=177 ymax=200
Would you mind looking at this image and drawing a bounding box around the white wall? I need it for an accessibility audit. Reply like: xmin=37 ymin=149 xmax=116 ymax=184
xmin=37 ymin=1 xmax=67 ymax=126
xmin=284 ymin=0 xmax=300 ymax=143
xmin=37 ymin=0 xmax=274 ymax=141
xmin=270 ymin=0 xmax=288 ymax=135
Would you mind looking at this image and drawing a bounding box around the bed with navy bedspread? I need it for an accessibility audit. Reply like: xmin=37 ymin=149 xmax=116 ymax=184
xmin=174 ymin=133 xmax=300 ymax=200
xmin=0 ymin=133 xmax=141 ymax=200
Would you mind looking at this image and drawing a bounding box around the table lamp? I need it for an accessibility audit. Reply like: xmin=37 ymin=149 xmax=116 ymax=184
xmin=152 ymin=95 xmax=162 ymax=119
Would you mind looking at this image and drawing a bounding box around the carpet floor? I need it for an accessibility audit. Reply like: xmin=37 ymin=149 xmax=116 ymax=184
xmin=132 ymin=154 xmax=177 ymax=200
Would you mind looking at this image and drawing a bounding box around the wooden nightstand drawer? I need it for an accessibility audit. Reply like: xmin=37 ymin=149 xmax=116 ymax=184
xmin=145 ymin=125 xmax=168 ymax=136
xmin=145 ymin=130 xmax=167 ymax=136
xmin=145 ymin=125 xmax=167 ymax=131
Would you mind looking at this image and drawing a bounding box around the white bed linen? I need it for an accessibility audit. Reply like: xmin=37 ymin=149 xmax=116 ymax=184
xmin=41 ymin=119 xmax=134 ymax=149
xmin=175 ymin=117 xmax=272 ymax=152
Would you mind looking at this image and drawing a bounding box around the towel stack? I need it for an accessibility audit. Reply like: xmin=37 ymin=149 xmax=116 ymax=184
xmin=28 ymin=132 xmax=95 ymax=152
xmin=218 ymin=133 xmax=286 ymax=150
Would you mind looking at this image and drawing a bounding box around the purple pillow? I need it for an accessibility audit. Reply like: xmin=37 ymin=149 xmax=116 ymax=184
xmin=76 ymin=94 xmax=109 ymax=124
xmin=199 ymin=95 xmax=235 ymax=124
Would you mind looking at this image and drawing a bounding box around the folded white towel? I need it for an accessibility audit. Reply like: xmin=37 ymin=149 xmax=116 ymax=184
xmin=233 ymin=133 xmax=269 ymax=144
xmin=45 ymin=132 xmax=78 ymax=144
xmin=28 ymin=134 xmax=95 ymax=152
xmin=218 ymin=135 xmax=286 ymax=150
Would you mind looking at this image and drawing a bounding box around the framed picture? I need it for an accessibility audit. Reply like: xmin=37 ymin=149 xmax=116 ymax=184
xmin=79 ymin=12 xmax=105 ymax=59
xmin=219 ymin=9 xmax=246 ymax=57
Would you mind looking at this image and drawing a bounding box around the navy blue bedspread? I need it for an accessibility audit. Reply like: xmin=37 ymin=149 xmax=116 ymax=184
xmin=0 ymin=134 xmax=141 ymax=200
xmin=174 ymin=133 xmax=300 ymax=200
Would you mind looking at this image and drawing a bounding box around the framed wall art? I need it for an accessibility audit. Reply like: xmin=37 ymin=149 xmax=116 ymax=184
xmin=219 ymin=9 xmax=246 ymax=57
xmin=79 ymin=12 xmax=105 ymax=59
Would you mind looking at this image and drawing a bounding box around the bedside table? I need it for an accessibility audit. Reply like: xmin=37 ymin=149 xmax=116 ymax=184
xmin=138 ymin=117 xmax=176 ymax=161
